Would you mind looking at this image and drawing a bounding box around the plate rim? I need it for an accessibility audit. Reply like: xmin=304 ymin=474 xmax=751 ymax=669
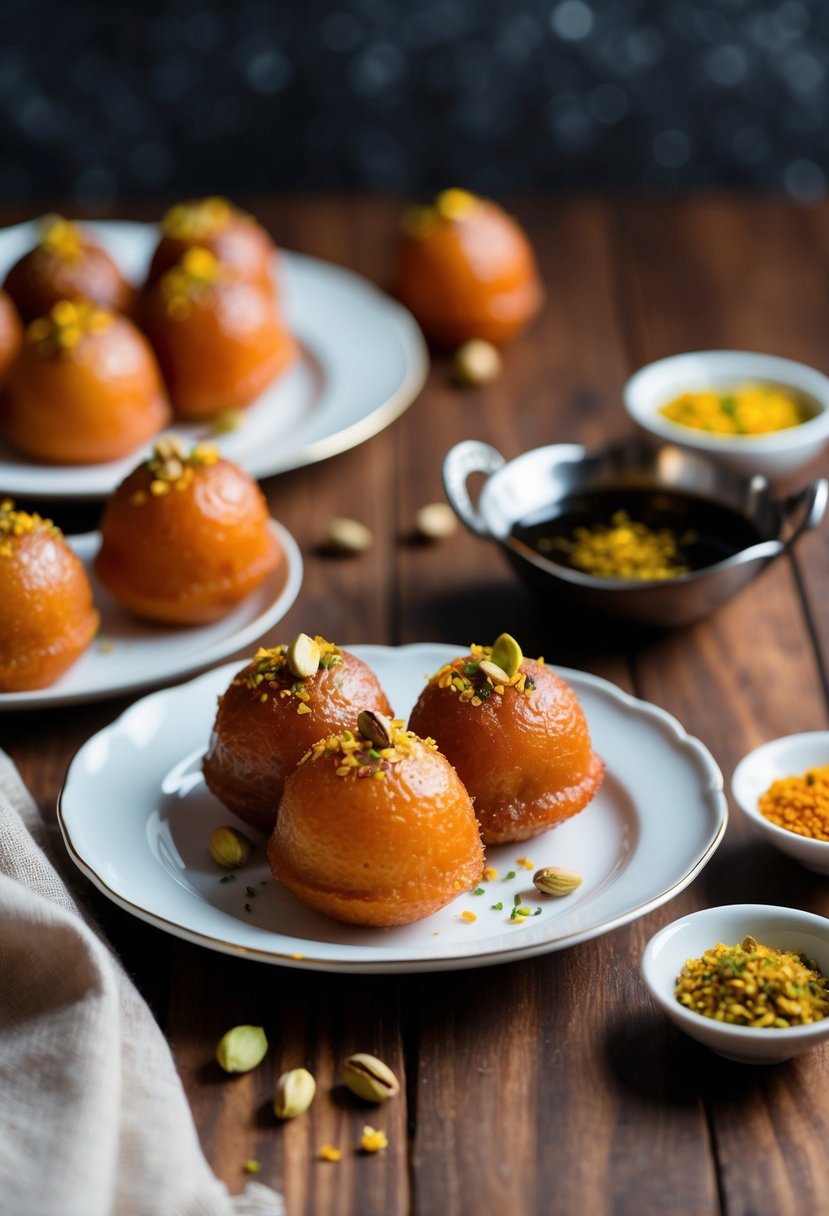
xmin=57 ymin=643 xmax=728 ymax=973
xmin=0 ymin=518 xmax=303 ymax=711
xmin=0 ymin=219 xmax=429 ymax=499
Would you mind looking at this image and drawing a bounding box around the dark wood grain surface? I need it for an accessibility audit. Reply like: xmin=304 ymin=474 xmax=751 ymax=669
xmin=5 ymin=195 xmax=829 ymax=1216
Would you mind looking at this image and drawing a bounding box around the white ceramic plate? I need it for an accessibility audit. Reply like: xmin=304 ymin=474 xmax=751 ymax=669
xmin=0 ymin=219 xmax=428 ymax=499
xmin=0 ymin=520 xmax=302 ymax=711
xmin=58 ymin=644 xmax=727 ymax=972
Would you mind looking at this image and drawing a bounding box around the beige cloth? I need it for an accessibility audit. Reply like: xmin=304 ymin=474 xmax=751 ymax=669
xmin=0 ymin=750 xmax=283 ymax=1216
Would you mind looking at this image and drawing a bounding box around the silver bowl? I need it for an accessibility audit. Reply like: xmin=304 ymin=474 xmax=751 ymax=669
xmin=443 ymin=437 xmax=828 ymax=627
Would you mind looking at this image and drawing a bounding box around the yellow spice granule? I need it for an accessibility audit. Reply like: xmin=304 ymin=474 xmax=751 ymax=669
xmin=318 ymin=1145 xmax=342 ymax=1162
xmin=759 ymin=764 xmax=829 ymax=841
xmin=360 ymin=1127 xmax=388 ymax=1153
xmin=26 ymin=299 xmax=112 ymax=356
xmin=660 ymin=383 xmax=812 ymax=436
xmin=541 ymin=510 xmax=693 ymax=581
xmin=38 ymin=214 xmax=82 ymax=259
xmin=161 ymin=196 xmax=233 ymax=239
xmin=675 ymin=935 xmax=829 ymax=1027
xmin=0 ymin=499 xmax=59 ymax=557
xmin=460 ymin=911 xmax=477 ymax=924
xmin=483 ymin=866 xmax=499 ymax=881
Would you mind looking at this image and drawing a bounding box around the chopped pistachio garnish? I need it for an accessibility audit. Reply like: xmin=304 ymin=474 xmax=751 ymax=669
xmin=26 ymin=299 xmax=113 ymax=357
xmin=130 ymin=438 xmax=220 ymax=504
xmin=427 ymin=641 xmax=540 ymax=707
xmin=435 ymin=188 xmax=478 ymax=221
xmin=318 ymin=1145 xmax=342 ymax=1162
xmin=161 ymin=196 xmax=234 ymax=239
xmin=159 ymin=245 xmax=222 ymax=319
xmin=38 ymin=214 xmax=83 ymax=259
xmin=299 ymin=719 xmax=435 ymax=779
xmin=236 ymin=638 xmax=343 ymax=712
xmin=0 ymin=499 xmax=60 ymax=558
xmin=244 ymin=1160 xmax=262 ymax=1174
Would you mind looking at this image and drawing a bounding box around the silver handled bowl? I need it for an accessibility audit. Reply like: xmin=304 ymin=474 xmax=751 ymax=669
xmin=443 ymin=437 xmax=827 ymax=628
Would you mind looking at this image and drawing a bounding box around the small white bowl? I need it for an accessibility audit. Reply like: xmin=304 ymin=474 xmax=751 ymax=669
xmin=624 ymin=350 xmax=829 ymax=480
xmin=732 ymin=732 xmax=829 ymax=874
xmin=642 ymin=904 xmax=829 ymax=1064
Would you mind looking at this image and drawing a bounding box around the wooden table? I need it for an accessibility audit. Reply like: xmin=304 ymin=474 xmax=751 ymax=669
xmin=6 ymin=195 xmax=829 ymax=1215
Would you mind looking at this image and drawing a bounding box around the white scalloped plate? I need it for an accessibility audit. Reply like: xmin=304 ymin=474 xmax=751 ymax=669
xmin=58 ymin=644 xmax=727 ymax=972
xmin=0 ymin=520 xmax=302 ymax=710
xmin=0 ymin=219 xmax=428 ymax=499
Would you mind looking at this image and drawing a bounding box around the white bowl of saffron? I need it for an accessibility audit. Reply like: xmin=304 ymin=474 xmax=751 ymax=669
xmin=732 ymin=732 xmax=829 ymax=874
xmin=624 ymin=351 xmax=829 ymax=480
xmin=642 ymin=904 xmax=829 ymax=1064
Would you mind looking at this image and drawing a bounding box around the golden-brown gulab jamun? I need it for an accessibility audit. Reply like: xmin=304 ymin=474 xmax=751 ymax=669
xmin=94 ymin=438 xmax=281 ymax=625
xmin=408 ymin=635 xmax=604 ymax=845
xmin=268 ymin=711 xmax=485 ymax=926
xmin=0 ymin=289 xmax=22 ymax=385
xmin=392 ymin=188 xmax=543 ymax=348
xmin=203 ymin=635 xmax=393 ymax=835
xmin=146 ymin=197 xmax=277 ymax=293
xmin=0 ymin=499 xmax=99 ymax=692
xmin=142 ymin=247 xmax=296 ymax=420
xmin=4 ymin=301 xmax=170 ymax=464
xmin=3 ymin=216 xmax=135 ymax=322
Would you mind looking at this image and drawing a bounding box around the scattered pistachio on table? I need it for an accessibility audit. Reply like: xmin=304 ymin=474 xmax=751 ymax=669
xmin=216 ymin=1025 xmax=268 ymax=1073
xmin=533 ymin=866 xmax=583 ymax=897
xmin=209 ymin=825 xmax=253 ymax=869
xmin=361 ymin=1126 xmax=389 ymax=1153
xmin=453 ymin=338 xmax=502 ymax=386
xmin=324 ymin=516 xmax=374 ymax=554
xmin=274 ymin=1067 xmax=317 ymax=1119
xmin=414 ymin=502 xmax=458 ymax=541
xmin=342 ymin=1052 xmax=400 ymax=1103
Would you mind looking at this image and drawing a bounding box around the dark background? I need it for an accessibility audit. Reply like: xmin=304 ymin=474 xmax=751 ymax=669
xmin=1 ymin=0 xmax=827 ymax=205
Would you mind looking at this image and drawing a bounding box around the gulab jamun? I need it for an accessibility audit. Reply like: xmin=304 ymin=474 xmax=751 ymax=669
xmin=0 ymin=289 xmax=22 ymax=385
xmin=0 ymin=499 xmax=99 ymax=692
xmin=146 ymin=197 xmax=277 ymax=294
xmin=94 ymin=438 xmax=282 ymax=625
xmin=4 ymin=300 xmax=171 ymax=465
xmin=142 ymin=247 xmax=296 ymax=420
xmin=268 ymin=710 xmax=485 ymax=926
xmin=3 ymin=215 xmax=135 ymax=322
xmin=392 ymin=188 xmax=542 ymax=348
xmin=408 ymin=635 xmax=604 ymax=845
xmin=203 ymin=635 xmax=394 ymax=835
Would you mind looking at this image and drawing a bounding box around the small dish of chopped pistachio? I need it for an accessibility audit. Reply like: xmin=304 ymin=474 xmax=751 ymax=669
xmin=642 ymin=904 xmax=829 ymax=1064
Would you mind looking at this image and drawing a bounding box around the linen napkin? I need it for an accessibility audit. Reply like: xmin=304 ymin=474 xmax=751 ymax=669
xmin=0 ymin=749 xmax=284 ymax=1216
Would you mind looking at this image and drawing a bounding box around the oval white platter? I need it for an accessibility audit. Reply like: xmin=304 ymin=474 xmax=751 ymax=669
xmin=0 ymin=219 xmax=428 ymax=499
xmin=0 ymin=519 xmax=302 ymax=711
xmin=58 ymin=644 xmax=727 ymax=973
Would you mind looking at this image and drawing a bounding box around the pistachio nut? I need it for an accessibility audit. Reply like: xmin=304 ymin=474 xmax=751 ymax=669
xmin=478 ymin=659 xmax=510 ymax=685
xmin=342 ymin=1053 xmax=400 ymax=1103
xmin=490 ymin=633 xmax=523 ymax=679
xmin=533 ymin=866 xmax=583 ymax=897
xmin=216 ymin=1025 xmax=268 ymax=1073
xmin=454 ymin=339 xmax=502 ymax=387
xmin=325 ymin=516 xmax=373 ymax=554
xmin=357 ymin=709 xmax=393 ymax=750
xmin=287 ymin=633 xmax=321 ymax=679
xmin=209 ymin=825 xmax=253 ymax=869
xmin=414 ymin=502 xmax=458 ymax=542
xmin=274 ymin=1067 xmax=316 ymax=1119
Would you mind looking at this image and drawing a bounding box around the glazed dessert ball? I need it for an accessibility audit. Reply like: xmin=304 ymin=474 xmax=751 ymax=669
xmin=408 ymin=634 xmax=604 ymax=845
xmin=4 ymin=301 xmax=170 ymax=464
xmin=142 ymin=247 xmax=295 ymax=419
xmin=146 ymin=197 xmax=277 ymax=293
xmin=0 ymin=289 xmax=22 ymax=385
xmin=0 ymin=499 xmax=99 ymax=692
xmin=203 ymin=635 xmax=393 ymax=835
xmin=3 ymin=215 xmax=135 ymax=322
xmin=392 ymin=188 xmax=543 ymax=348
xmin=94 ymin=438 xmax=281 ymax=625
xmin=268 ymin=710 xmax=485 ymax=926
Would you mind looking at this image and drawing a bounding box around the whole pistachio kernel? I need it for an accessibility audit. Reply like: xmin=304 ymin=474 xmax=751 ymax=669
xmin=454 ymin=339 xmax=502 ymax=387
xmin=324 ymin=516 xmax=374 ymax=555
xmin=357 ymin=709 xmax=393 ymax=750
xmin=478 ymin=659 xmax=510 ymax=685
xmin=533 ymin=866 xmax=583 ymax=897
xmin=209 ymin=825 xmax=253 ymax=868
xmin=216 ymin=1025 xmax=268 ymax=1073
xmin=414 ymin=502 xmax=458 ymax=542
xmin=342 ymin=1053 xmax=400 ymax=1103
xmin=490 ymin=633 xmax=523 ymax=679
xmin=287 ymin=633 xmax=321 ymax=679
xmin=274 ymin=1067 xmax=316 ymax=1119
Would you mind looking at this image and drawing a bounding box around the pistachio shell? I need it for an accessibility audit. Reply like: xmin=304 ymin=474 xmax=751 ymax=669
xmin=325 ymin=516 xmax=373 ymax=554
xmin=274 ymin=1067 xmax=316 ymax=1119
xmin=357 ymin=709 xmax=393 ymax=749
xmin=533 ymin=866 xmax=583 ymax=897
xmin=342 ymin=1052 xmax=400 ymax=1103
xmin=414 ymin=502 xmax=457 ymax=541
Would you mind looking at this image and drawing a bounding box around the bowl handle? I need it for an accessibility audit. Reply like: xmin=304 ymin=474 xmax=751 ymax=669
xmin=781 ymin=478 xmax=829 ymax=549
xmin=442 ymin=440 xmax=506 ymax=537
